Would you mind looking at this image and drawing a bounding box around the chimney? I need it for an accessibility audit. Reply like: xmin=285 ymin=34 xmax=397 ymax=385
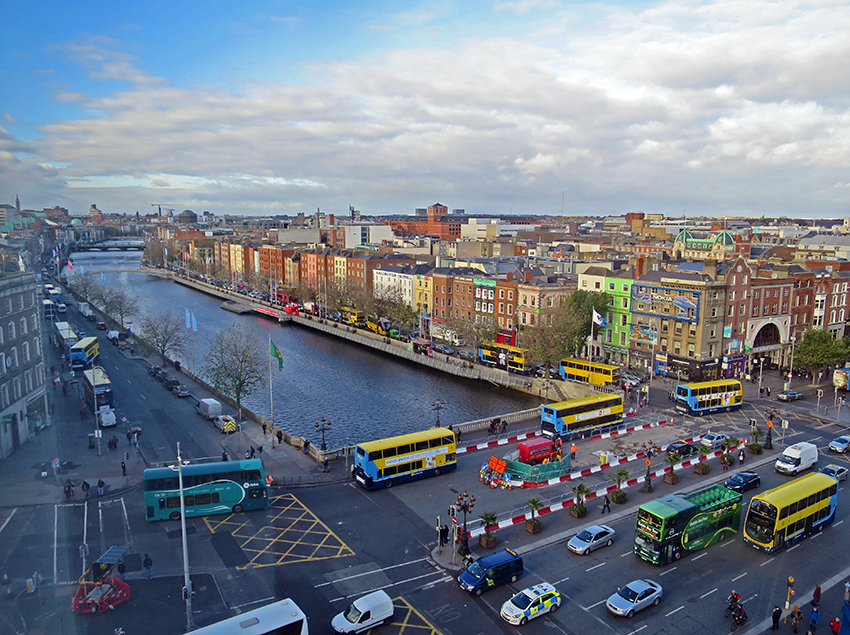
xmin=506 ymin=272 xmax=513 ymax=282
xmin=524 ymin=270 xmax=533 ymax=283
xmin=703 ymin=259 xmax=718 ymax=280
xmin=635 ymin=255 xmax=645 ymax=279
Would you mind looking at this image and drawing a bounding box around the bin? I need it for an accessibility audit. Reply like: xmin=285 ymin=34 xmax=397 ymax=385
xmin=88 ymin=433 xmax=96 ymax=449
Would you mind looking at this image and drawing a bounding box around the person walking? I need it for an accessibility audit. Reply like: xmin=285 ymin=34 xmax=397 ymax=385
xmin=739 ymin=449 xmax=746 ymax=465
xmin=602 ymin=494 xmax=611 ymax=514
xmin=767 ymin=386 xmax=772 ymax=397
xmin=829 ymin=617 xmax=840 ymax=634
xmin=810 ymin=606 xmax=820 ymax=632
xmin=121 ymin=459 xmax=126 ymax=476
xmin=322 ymin=457 xmax=329 ymax=473
xmin=222 ymin=450 xmax=228 ymax=461
xmin=245 ymin=449 xmax=251 ymax=460
xmin=143 ymin=554 xmax=153 ymax=579
xmin=439 ymin=525 xmax=449 ymax=547
xmin=791 ymin=605 xmax=802 ymax=633
xmin=570 ymin=443 xmax=578 ymax=460
xmin=813 ymin=585 xmax=822 ymax=607
xmin=772 ymin=605 xmax=783 ymax=630
xmin=97 ymin=478 xmax=105 ymax=497
xmin=262 ymin=422 xmax=267 ymax=436
xmin=126 ymin=430 xmax=132 ymax=446
xmin=64 ymin=480 xmax=74 ymax=500
xmin=81 ymin=480 xmax=90 ymax=499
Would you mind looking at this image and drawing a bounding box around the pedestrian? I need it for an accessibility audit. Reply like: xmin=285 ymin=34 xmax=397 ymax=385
xmin=810 ymin=606 xmax=820 ymax=632
xmin=112 ymin=435 xmax=118 ymax=449
xmin=250 ymin=446 xmax=256 ymax=459
xmin=829 ymin=617 xmax=840 ymax=634
xmin=257 ymin=445 xmax=263 ymax=454
xmin=570 ymin=443 xmax=578 ymax=460
xmin=739 ymin=449 xmax=745 ymax=465
xmin=121 ymin=459 xmax=126 ymax=476
xmin=760 ymin=386 xmax=765 ymax=397
xmin=143 ymin=554 xmax=153 ymax=579
xmin=262 ymin=422 xmax=267 ymax=436
xmin=302 ymin=439 xmax=310 ymax=455
xmin=722 ymin=456 xmax=729 ymax=472
xmin=81 ymin=480 xmax=90 ymax=499
xmin=791 ymin=605 xmax=802 ymax=633
xmin=602 ymin=494 xmax=611 ymax=513
xmin=456 ymin=428 xmax=462 ymax=443
xmin=116 ymin=558 xmax=126 ymax=579
xmin=813 ymin=585 xmax=822 ymax=607
xmin=222 ymin=450 xmax=228 ymax=462
xmin=767 ymin=386 xmax=772 ymax=397
xmin=322 ymin=457 xmax=329 ymax=472
xmin=97 ymin=478 xmax=105 ymax=496
xmin=79 ymin=407 xmax=85 ymax=421
xmin=276 ymin=429 xmax=283 ymax=446
xmin=772 ymin=605 xmax=783 ymax=630
xmin=245 ymin=449 xmax=251 ymax=460
xmin=64 ymin=480 xmax=73 ymax=500
xmin=126 ymin=430 xmax=132 ymax=446
xmin=439 ymin=524 xmax=449 ymax=547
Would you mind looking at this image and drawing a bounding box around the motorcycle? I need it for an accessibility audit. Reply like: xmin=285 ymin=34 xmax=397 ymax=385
xmin=730 ymin=606 xmax=748 ymax=631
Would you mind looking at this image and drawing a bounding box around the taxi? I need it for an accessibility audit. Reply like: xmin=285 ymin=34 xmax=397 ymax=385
xmin=500 ymin=583 xmax=561 ymax=626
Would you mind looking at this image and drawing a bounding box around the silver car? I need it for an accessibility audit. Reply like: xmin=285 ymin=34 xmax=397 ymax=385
xmin=567 ymin=525 xmax=616 ymax=555
xmin=606 ymin=579 xmax=663 ymax=618
xmin=828 ymin=435 xmax=850 ymax=453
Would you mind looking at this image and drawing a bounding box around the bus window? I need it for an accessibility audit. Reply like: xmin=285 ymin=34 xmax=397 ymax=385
xmin=184 ymin=495 xmax=195 ymax=506
xmin=383 ymin=447 xmax=397 ymax=457
xmin=415 ymin=441 xmax=429 ymax=451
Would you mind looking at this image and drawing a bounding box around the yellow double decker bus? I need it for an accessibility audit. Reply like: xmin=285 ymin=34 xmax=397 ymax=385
xmin=353 ymin=428 xmax=457 ymax=490
xmin=558 ymin=358 xmax=621 ymax=387
xmin=673 ymin=379 xmax=743 ymax=416
xmin=541 ymin=393 xmax=624 ymax=438
xmin=742 ymin=472 xmax=839 ymax=553
xmin=478 ymin=342 xmax=533 ymax=374
xmin=338 ymin=306 xmax=365 ymax=327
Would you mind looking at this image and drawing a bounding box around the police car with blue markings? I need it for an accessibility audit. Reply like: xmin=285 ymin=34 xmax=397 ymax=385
xmin=500 ymin=583 xmax=561 ymax=625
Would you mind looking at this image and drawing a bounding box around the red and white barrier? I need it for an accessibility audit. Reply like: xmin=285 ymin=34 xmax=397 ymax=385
xmin=457 ymin=431 xmax=540 ymax=454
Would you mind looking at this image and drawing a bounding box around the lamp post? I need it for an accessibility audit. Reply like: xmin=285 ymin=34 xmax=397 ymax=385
xmin=315 ymin=418 xmax=331 ymax=452
xmin=785 ymin=336 xmax=796 ymax=391
xmin=758 ymin=358 xmax=766 ymax=395
xmin=168 ymin=443 xmax=193 ymax=633
xmin=432 ymin=400 xmax=446 ymax=427
xmin=455 ymin=491 xmax=476 ymax=533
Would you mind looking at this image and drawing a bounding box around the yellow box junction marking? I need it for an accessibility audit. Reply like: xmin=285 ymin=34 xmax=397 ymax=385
xmin=204 ymin=493 xmax=354 ymax=569
xmin=383 ymin=597 xmax=443 ymax=635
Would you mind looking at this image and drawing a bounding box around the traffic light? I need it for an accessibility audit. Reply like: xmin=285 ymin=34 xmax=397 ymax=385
xmin=818 ymin=389 xmax=824 ymax=397
xmin=447 ymin=505 xmax=457 ymax=517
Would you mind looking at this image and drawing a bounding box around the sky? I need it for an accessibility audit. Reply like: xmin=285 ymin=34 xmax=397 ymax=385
xmin=2 ymin=0 xmax=850 ymax=219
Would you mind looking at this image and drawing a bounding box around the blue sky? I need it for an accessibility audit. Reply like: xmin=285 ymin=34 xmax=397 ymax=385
xmin=2 ymin=0 xmax=850 ymax=217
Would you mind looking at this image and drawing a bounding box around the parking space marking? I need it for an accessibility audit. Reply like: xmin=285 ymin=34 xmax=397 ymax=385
xmin=204 ymin=493 xmax=355 ymax=569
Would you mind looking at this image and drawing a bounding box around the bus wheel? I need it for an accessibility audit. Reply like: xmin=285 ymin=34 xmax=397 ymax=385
xmin=233 ymin=504 xmax=244 ymax=513
xmin=385 ymin=479 xmax=393 ymax=489
xmin=434 ymin=467 xmax=442 ymax=476
xmin=673 ymin=550 xmax=681 ymax=560
xmin=169 ymin=511 xmax=181 ymax=521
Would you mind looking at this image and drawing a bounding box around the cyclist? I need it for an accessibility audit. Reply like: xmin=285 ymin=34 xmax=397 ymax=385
xmin=727 ymin=590 xmax=741 ymax=606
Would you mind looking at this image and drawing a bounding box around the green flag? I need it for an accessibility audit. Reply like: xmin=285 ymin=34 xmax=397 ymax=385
xmin=270 ymin=339 xmax=283 ymax=371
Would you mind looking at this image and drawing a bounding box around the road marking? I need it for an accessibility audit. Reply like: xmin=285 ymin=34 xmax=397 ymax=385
xmin=627 ymin=626 xmax=648 ymax=635
xmin=692 ymin=552 xmax=707 ymax=561
xmin=585 ymin=598 xmax=607 ymax=610
xmin=788 ymin=544 xmax=800 ymax=552
xmin=315 ymin=557 xmax=429 ymax=587
xmin=0 ymin=508 xmax=16 ymax=536
xmin=700 ymin=588 xmax=718 ymax=599
xmin=834 ymin=520 xmax=844 ymax=527
xmin=659 ymin=567 xmax=677 ymax=576
xmin=586 ymin=562 xmax=606 ymax=572
xmin=732 ymin=572 xmax=748 ymax=582
xmin=553 ymin=576 xmax=570 ymax=586
xmin=233 ymin=596 xmax=276 ymax=611
xmin=53 ymin=505 xmax=59 ymax=584
xmin=665 ymin=606 xmax=684 ymax=617
xmin=620 ymin=551 xmax=632 ymax=557
xmin=760 ymin=558 xmax=775 ymax=567
xmin=328 ymin=570 xmax=447 ymax=601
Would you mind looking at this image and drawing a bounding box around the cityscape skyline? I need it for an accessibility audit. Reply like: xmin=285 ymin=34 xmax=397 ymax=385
xmin=3 ymin=0 xmax=850 ymax=218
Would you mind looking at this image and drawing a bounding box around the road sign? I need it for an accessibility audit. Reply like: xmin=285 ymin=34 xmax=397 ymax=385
xmin=817 ymin=389 xmax=824 ymax=397
xmin=782 ymin=419 xmax=789 ymax=429
xmin=451 ymin=516 xmax=457 ymax=525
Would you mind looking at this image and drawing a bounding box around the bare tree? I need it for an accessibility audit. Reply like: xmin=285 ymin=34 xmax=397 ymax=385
xmin=67 ymin=271 xmax=98 ymax=303
xmin=107 ymin=288 xmax=139 ymax=329
xmin=140 ymin=310 xmax=188 ymax=366
xmin=201 ymin=324 xmax=267 ymax=420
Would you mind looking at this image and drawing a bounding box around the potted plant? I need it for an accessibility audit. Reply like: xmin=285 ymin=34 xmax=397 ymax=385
xmin=570 ymin=483 xmax=589 ymax=517
xmin=612 ymin=468 xmax=630 ymax=504
xmin=478 ymin=512 xmax=498 ymax=549
xmin=663 ymin=451 xmax=681 ymax=485
xmin=525 ymin=498 xmax=543 ymax=534
xmin=694 ymin=446 xmax=711 ymax=475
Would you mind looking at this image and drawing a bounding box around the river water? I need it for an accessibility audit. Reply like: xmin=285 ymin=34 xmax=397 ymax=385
xmin=64 ymin=253 xmax=539 ymax=448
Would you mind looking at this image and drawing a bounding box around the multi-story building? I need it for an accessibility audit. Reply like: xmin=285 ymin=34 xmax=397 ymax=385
xmin=602 ymin=270 xmax=634 ymax=366
xmin=0 ymin=273 xmax=47 ymax=459
xmin=516 ymin=276 xmax=575 ymax=329
xmin=494 ymin=277 xmax=518 ymax=329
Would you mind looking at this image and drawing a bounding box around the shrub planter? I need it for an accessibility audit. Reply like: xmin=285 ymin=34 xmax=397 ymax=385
xmin=663 ymin=472 xmax=679 ymax=485
xmin=611 ymin=489 xmax=628 ymax=505
xmin=569 ymin=504 xmax=587 ymax=518
xmin=525 ymin=519 xmax=543 ymax=534
xmin=747 ymin=443 xmax=764 ymax=455
xmin=478 ymin=533 xmax=497 ymax=549
xmin=694 ymin=462 xmax=711 ymax=475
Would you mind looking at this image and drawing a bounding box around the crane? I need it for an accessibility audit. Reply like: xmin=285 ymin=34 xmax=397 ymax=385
xmin=150 ymin=203 xmax=166 ymax=216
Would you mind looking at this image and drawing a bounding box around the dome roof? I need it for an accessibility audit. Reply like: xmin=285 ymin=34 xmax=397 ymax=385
xmin=70 ymin=218 xmax=83 ymax=226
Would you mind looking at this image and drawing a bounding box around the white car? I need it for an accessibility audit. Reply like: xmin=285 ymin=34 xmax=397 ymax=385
xmin=821 ymin=464 xmax=848 ymax=482
xmin=567 ymin=524 xmax=616 ymax=555
xmin=700 ymin=432 xmax=726 ymax=451
xmin=500 ymin=583 xmax=561 ymax=626
xmin=828 ymin=436 xmax=850 ymax=453
xmin=606 ymin=579 xmax=663 ymax=618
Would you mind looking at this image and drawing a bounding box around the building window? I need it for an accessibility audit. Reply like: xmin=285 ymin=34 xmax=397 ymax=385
xmin=728 ymin=305 xmax=734 ymax=316
xmin=508 ymin=291 xmax=513 ymax=301
xmin=19 ymin=318 xmax=26 ymax=335
xmin=7 ymin=322 xmax=15 ymax=341
xmin=620 ymin=331 xmax=626 ymax=346
xmin=581 ymin=280 xmax=587 ymax=287
xmin=22 ymin=342 xmax=29 ymax=363
xmin=499 ymin=289 xmax=505 ymax=299
xmin=609 ymin=282 xmax=615 ymax=290
xmin=754 ymin=290 xmax=760 ymax=299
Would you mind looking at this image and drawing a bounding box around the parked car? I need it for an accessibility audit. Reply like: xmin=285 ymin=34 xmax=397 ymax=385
xmin=147 ymin=365 xmax=161 ymax=377
xmin=821 ymin=464 xmax=848 ymax=482
xmin=500 ymin=583 xmax=561 ymax=626
xmin=214 ymin=415 xmax=237 ymax=434
xmin=172 ymin=385 xmax=191 ymax=398
xmin=96 ymin=321 xmax=107 ymax=330
xmin=77 ymin=330 xmax=87 ymax=338
xmin=777 ymin=390 xmax=804 ymax=402
xmin=725 ymin=471 xmax=761 ymax=493
xmin=700 ymin=432 xmax=727 ymax=451
xmin=459 ymin=350 xmax=476 ymax=363
xmin=163 ymin=377 xmax=180 ymax=391
xmin=667 ymin=441 xmax=700 ymax=459
xmin=606 ymin=579 xmax=663 ymax=618
xmin=567 ymin=525 xmax=616 ymax=555
xmin=828 ymin=435 xmax=850 ymax=453
xmin=433 ymin=344 xmax=454 ymax=355
xmin=155 ymin=369 xmax=169 ymax=383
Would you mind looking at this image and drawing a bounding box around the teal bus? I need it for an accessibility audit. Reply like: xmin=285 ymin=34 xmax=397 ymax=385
xmin=143 ymin=458 xmax=269 ymax=521
xmin=634 ymin=484 xmax=743 ymax=565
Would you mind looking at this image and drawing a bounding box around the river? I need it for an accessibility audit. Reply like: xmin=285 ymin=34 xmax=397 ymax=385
xmin=63 ymin=252 xmax=540 ymax=448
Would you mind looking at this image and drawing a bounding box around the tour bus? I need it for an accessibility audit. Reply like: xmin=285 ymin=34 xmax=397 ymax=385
xmin=339 ymin=307 xmax=365 ymax=327
xmin=558 ymin=358 xmax=621 ymax=387
xmin=478 ymin=342 xmax=533 ymax=374
xmin=70 ymin=336 xmax=100 ymax=370
xmin=634 ymin=484 xmax=743 ymax=566
xmin=54 ymin=321 xmax=79 ymax=355
xmin=143 ymin=458 xmax=269 ymax=521
xmin=742 ymin=472 xmax=839 ymax=553
xmin=188 ymin=598 xmax=308 ymax=635
xmin=540 ymin=393 xmax=624 ymax=438
xmin=672 ymin=379 xmax=743 ymax=416
xmin=354 ymin=428 xmax=457 ymax=490
xmin=83 ymin=367 xmax=113 ymax=409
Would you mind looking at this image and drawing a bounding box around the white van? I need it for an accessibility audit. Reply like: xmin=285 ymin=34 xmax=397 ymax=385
xmin=331 ymin=590 xmax=394 ymax=633
xmin=196 ymin=398 xmax=222 ymax=421
xmin=775 ymin=441 xmax=819 ymax=475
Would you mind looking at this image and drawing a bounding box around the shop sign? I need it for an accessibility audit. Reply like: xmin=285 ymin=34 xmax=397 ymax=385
xmin=631 ymin=284 xmax=700 ymax=324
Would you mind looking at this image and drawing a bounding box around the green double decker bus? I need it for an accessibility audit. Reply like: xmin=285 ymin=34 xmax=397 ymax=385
xmin=634 ymin=484 xmax=742 ymax=565
xmin=143 ymin=458 xmax=269 ymax=521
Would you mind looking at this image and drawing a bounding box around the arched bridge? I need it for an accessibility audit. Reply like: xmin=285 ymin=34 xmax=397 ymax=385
xmin=70 ymin=239 xmax=145 ymax=252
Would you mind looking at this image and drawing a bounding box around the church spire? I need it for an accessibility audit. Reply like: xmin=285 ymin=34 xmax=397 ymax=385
xmin=15 ymin=194 xmax=20 ymax=212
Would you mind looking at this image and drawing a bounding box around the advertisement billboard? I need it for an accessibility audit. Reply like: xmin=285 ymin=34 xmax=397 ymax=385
xmin=630 ymin=285 xmax=700 ymax=324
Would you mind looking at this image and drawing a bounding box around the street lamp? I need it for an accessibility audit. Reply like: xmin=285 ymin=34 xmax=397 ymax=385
xmin=455 ymin=491 xmax=476 ymax=533
xmin=758 ymin=358 xmax=766 ymax=395
xmin=168 ymin=442 xmax=193 ymax=633
xmin=315 ymin=418 xmax=331 ymax=452
xmin=432 ymin=400 xmax=446 ymax=427
xmin=785 ymin=336 xmax=797 ymax=391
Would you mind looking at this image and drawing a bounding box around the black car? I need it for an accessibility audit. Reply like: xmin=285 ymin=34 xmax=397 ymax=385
xmin=156 ymin=370 xmax=170 ymax=383
xmin=163 ymin=377 xmax=180 ymax=391
xmin=147 ymin=365 xmax=161 ymax=377
xmin=667 ymin=441 xmax=700 ymax=459
xmin=725 ymin=471 xmax=761 ymax=493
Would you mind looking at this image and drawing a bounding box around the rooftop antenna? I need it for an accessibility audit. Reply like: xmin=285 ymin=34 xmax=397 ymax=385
xmin=560 ymin=190 xmax=565 ymax=216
